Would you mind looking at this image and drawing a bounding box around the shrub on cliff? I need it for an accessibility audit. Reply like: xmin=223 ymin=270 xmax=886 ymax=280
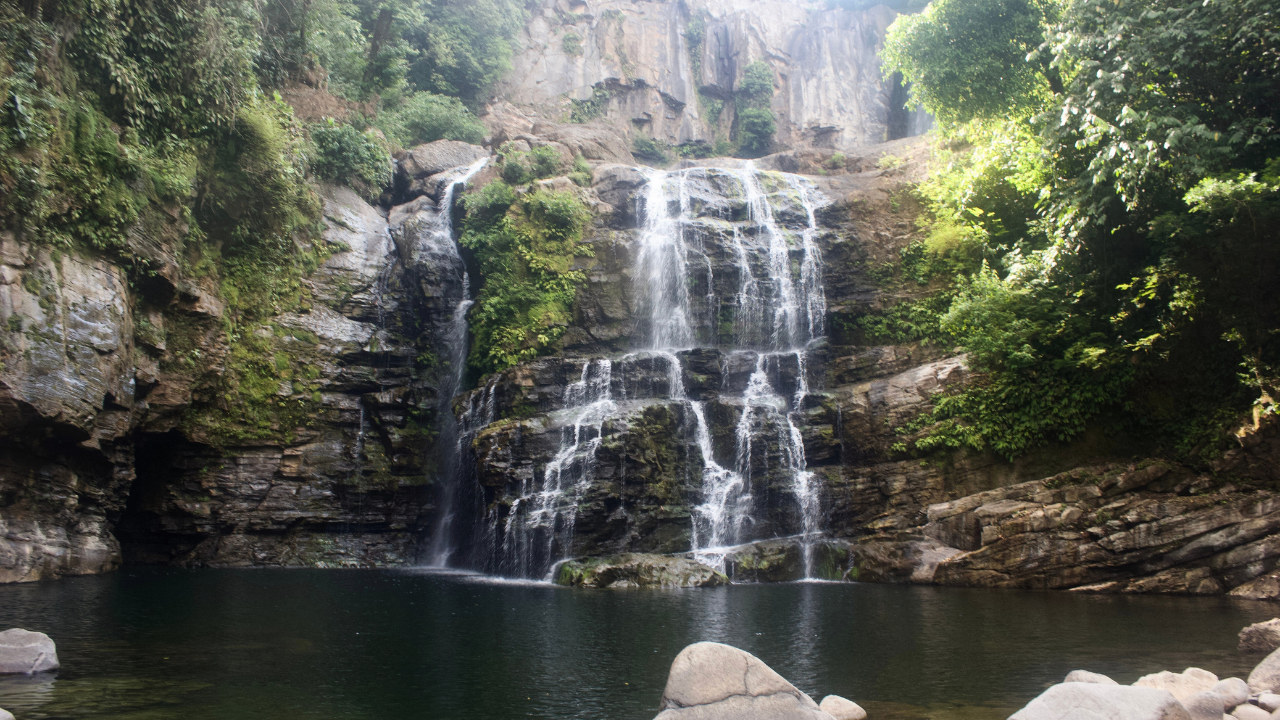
xmin=461 ymin=186 xmax=593 ymax=378
xmin=309 ymin=121 xmax=392 ymax=200
xmin=375 ymin=91 xmax=485 ymax=149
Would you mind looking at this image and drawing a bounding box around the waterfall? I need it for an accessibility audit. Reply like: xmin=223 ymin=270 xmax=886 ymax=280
xmin=498 ymin=359 xmax=615 ymax=579
xmin=420 ymin=157 xmax=489 ymax=568
xmin=634 ymin=163 xmax=829 ymax=577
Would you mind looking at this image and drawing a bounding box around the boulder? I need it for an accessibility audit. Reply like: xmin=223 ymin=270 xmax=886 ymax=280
xmin=592 ymin=164 xmax=648 ymax=219
xmin=554 ymin=554 xmax=727 ymax=588
xmin=1009 ymin=683 xmax=1192 ymax=720
xmin=1065 ymin=670 xmax=1120 ymax=685
xmin=653 ymin=642 xmax=833 ymax=720
xmin=0 ymin=707 xmax=12 ymax=720
xmin=819 ymin=695 xmax=867 ymax=720
xmin=1241 ymin=620 xmax=1280 ymax=654
xmin=1234 ymin=704 xmax=1271 ymax=720
xmin=1182 ymin=691 xmax=1227 ymax=720
xmin=0 ymin=629 xmax=59 ymax=673
xmin=394 ymin=140 xmax=488 ymax=200
xmin=1214 ymin=679 xmax=1252 ymax=708
xmin=1250 ymin=647 xmax=1280 ymax=693
xmin=1135 ymin=669 xmax=1219 ymax=701
xmin=1258 ymin=694 xmax=1280 ymax=713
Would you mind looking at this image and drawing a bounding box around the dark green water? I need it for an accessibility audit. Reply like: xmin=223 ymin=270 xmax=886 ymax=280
xmin=0 ymin=568 xmax=1275 ymax=720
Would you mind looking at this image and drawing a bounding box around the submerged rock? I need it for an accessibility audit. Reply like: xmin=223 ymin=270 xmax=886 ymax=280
xmin=0 ymin=628 xmax=59 ymax=674
xmin=653 ymin=642 xmax=834 ymax=720
xmin=554 ymin=554 xmax=727 ymax=588
xmin=818 ymin=695 xmax=866 ymax=720
xmin=1241 ymin=620 xmax=1280 ymax=654
xmin=1009 ymin=683 xmax=1192 ymax=720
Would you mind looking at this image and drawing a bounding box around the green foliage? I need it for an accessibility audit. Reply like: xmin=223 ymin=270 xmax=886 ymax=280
xmin=461 ymin=187 xmax=594 ymax=377
xmin=568 ymin=155 xmax=593 ymax=187
xmin=403 ymin=0 xmax=528 ymax=107
xmin=309 ymin=120 xmax=391 ymax=200
xmin=882 ymin=0 xmax=1061 ymax=125
xmin=685 ymin=14 xmax=707 ymax=82
xmin=884 ymin=0 xmax=1279 ymax=462
xmin=733 ymin=62 xmax=776 ymax=157
xmin=632 ymin=135 xmax=671 ymax=166
xmin=736 ymin=108 xmax=776 ymax=157
xmin=375 ymin=91 xmax=485 ymax=148
xmin=562 ymin=33 xmax=583 ymax=57
xmin=569 ymin=85 xmax=612 ymax=124
xmin=497 ymin=143 xmax=564 ymax=185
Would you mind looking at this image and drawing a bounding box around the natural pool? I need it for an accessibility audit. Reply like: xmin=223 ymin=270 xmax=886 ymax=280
xmin=0 ymin=568 xmax=1275 ymax=719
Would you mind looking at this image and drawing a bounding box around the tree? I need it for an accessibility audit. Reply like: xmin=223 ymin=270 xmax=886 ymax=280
xmin=882 ymin=0 xmax=1062 ymax=125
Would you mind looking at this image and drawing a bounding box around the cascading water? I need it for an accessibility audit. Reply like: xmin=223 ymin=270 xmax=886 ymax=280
xmin=452 ymin=160 xmax=829 ymax=580
xmin=633 ymin=163 xmax=829 ymax=577
xmin=498 ymin=359 xmax=615 ymax=579
xmin=416 ymin=157 xmax=489 ymax=567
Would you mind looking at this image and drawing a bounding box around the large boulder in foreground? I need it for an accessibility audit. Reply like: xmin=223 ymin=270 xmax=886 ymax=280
xmin=1249 ymin=645 xmax=1280 ymax=693
xmin=1133 ymin=668 xmax=1218 ymax=702
xmin=0 ymin=629 xmax=59 ymax=673
xmin=1009 ymin=683 xmax=1192 ymax=720
xmin=554 ymin=554 xmax=727 ymax=589
xmin=653 ymin=642 xmax=834 ymax=720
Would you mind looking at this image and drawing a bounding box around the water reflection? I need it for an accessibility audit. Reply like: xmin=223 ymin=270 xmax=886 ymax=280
xmin=0 ymin=570 xmax=1276 ymax=720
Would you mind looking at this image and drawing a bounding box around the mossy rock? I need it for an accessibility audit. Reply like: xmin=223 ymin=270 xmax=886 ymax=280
xmin=553 ymin=553 xmax=727 ymax=588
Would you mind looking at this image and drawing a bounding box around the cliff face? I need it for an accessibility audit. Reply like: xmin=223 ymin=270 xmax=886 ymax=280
xmin=492 ymin=0 xmax=930 ymax=153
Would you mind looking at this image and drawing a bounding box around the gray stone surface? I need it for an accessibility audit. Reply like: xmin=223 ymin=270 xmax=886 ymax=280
xmin=1135 ymin=669 xmax=1220 ymax=702
xmin=0 ymin=629 xmax=59 ymax=674
xmin=1066 ymin=670 xmax=1120 ymax=685
xmin=653 ymin=642 xmax=832 ymax=720
xmin=1183 ymin=691 xmax=1227 ymax=720
xmin=554 ymin=554 xmax=727 ymax=588
xmin=1250 ymin=647 xmax=1280 ymax=694
xmin=818 ymin=695 xmax=866 ymax=720
xmin=1213 ymin=679 xmax=1251 ymax=708
xmin=1241 ymin=620 xmax=1280 ymax=654
xmin=0 ymin=706 xmax=13 ymax=720
xmin=1009 ymin=683 xmax=1192 ymax=720
xmin=1257 ymin=694 xmax=1280 ymax=713
xmin=1234 ymin=704 xmax=1272 ymax=720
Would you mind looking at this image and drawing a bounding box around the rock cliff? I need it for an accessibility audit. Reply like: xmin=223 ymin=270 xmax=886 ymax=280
xmin=489 ymin=0 xmax=930 ymax=154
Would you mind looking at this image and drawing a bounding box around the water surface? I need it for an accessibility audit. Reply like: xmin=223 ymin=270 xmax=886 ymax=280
xmin=0 ymin=568 xmax=1275 ymax=719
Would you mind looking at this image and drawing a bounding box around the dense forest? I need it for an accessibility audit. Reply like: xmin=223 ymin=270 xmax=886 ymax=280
xmin=878 ymin=0 xmax=1278 ymax=463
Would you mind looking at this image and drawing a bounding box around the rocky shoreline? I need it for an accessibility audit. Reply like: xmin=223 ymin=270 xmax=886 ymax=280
xmin=648 ymin=619 xmax=1280 ymax=720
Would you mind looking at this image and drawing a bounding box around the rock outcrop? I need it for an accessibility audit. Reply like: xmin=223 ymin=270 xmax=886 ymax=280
xmin=0 ymin=629 xmax=59 ymax=674
xmin=653 ymin=642 xmax=834 ymax=720
xmin=1242 ymin=620 xmax=1280 ymax=654
xmin=493 ymin=0 xmax=930 ymax=154
xmin=554 ymin=553 xmax=727 ymax=588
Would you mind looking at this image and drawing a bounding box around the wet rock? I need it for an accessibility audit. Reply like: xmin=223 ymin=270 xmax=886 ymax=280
xmin=1241 ymin=620 xmax=1280 ymax=654
xmin=394 ymin=140 xmax=488 ymax=201
xmin=1065 ymin=670 xmax=1119 ymax=684
xmin=724 ymin=539 xmax=849 ymax=583
xmin=1182 ymin=691 xmax=1227 ymax=720
xmin=653 ymin=642 xmax=833 ymax=720
xmin=818 ymin=695 xmax=866 ymax=720
xmin=554 ymin=554 xmax=727 ymax=588
xmin=1251 ymin=647 xmax=1280 ymax=693
xmin=1009 ymin=683 xmax=1191 ymax=720
xmin=847 ymin=535 xmax=961 ymax=584
xmin=1231 ymin=573 xmax=1280 ymax=601
xmin=1213 ymin=678 xmax=1251 ymax=708
xmin=0 ymin=629 xmax=59 ymax=674
xmin=1134 ymin=669 xmax=1219 ymax=702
